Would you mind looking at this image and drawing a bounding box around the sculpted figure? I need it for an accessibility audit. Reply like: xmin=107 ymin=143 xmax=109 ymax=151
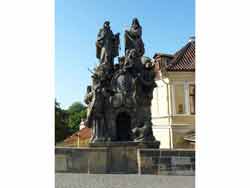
xmin=124 ymin=49 xmax=137 ymax=69
xmin=85 ymin=19 xmax=159 ymax=145
xmin=84 ymin=66 xmax=109 ymax=142
xmin=133 ymin=58 xmax=157 ymax=141
xmin=84 ymin=85 xmax=93 ymax=127
xmin=125 ymin=18 xmax=145 ymax=57
xmin=137 ymin=57 xmax=157 ymax=101
xmin=123 ymin=49 xmax=144 ymax=78
xmin=96 ymin=21 xmax=120 ymax=67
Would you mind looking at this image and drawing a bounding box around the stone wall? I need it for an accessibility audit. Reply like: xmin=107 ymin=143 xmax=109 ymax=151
xmin=55 ymin=147 xmax=195 ymax=175
xmin=55 ymin=147 xmax=108 ymax=173
xmin=138 ymin=149 xmax=195 ymax=175
xmin=55 ymin=145 xmax=138 ymax=174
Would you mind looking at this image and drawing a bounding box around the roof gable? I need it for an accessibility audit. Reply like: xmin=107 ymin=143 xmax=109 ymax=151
xmin=167 ymin=41 xmax=195 ymax=71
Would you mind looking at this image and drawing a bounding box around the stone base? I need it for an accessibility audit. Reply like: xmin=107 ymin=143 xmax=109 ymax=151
xmin=55 ymin=147 xmax=108 ymax=174
xmin=89 ymin=141 xmax=160 ymax=148
xmin=138 ymin=149 xmax=195 ymax=175
xmin=55 ymin=146 xmax=195 ymax=175
xmin=89 ymin=141 xmax=160 ymax=173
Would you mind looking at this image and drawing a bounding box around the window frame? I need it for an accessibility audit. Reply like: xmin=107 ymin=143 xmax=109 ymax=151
xmin=172 ymin=81 xmax=195 ymax=116
xmin=189 ymin=84 xmax=195 ymax=115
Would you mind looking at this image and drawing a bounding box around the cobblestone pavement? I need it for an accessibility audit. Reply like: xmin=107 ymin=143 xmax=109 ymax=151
xmin=55 ymin=173 xmax=195 ymax=188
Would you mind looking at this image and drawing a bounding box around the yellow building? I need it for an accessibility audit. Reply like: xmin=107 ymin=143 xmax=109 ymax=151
xmin=152 ymin=38 xmax=195 ymax=149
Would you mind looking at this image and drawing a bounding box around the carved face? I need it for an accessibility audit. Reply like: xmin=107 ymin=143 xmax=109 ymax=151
xmin=145 ymin=61 xmax=153 ymax=69
xmin=104 ymin=21 xmax=110 ymax=29
xmin=132 ymin=18 xmax=140 ymax=28
xmin=131 ymin=50 xmax=136 ymax=58
xmin=128 ymin=49 xmax=136 ymax=59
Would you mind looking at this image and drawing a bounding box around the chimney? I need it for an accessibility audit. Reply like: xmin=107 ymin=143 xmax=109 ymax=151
xmin=188 ymin=36 xmax=195 ymax=42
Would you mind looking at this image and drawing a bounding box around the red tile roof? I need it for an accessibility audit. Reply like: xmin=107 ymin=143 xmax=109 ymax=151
xmin=153 ymin=53 xmax=174 ymax=59
xmin=63 ymin=127 xmax=91 ymax=145
xmin=167 ymin=40 xmax=195 ymax=71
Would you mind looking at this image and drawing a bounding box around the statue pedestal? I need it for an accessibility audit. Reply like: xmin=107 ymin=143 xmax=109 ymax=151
xmin=89 ymin=141 xmax=160 ymax=148
xmin=88 ymin=141 xmax=160 ymax=174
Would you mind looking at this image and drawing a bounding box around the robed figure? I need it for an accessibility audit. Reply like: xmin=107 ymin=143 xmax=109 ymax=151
xmin=96 ymin=21 xmax=120 ymax=66
xmin=84 ymin=67 xmax=107 ymax=143
xmin=132 ymin=57 xmax=157 ymax=141
xmin=124 ymin=18 xmax=145 ymax=57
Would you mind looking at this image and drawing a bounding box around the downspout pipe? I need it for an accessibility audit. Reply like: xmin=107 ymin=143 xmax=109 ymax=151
xmin=160 ymin=75 xmax=174 ymax=149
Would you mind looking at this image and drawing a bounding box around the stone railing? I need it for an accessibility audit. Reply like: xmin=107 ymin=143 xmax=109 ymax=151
xmin=55 ymin=147 xmax=195 ymax=175
xmin=138 ymin=149 xmax=195 ymax=175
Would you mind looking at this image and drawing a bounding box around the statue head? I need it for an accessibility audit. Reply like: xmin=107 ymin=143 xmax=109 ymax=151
xmin=103 ymin=21 xmax=110 ymax=29
xmin=145 ymin=61 xmax=152 ymax=69
xmin=141 ymin=56 xmax=153 ymax=69
xmin=131 ymin=18 xmax=140 ymax=28
xmin=128 ymin=49 xmax=137 ymax=59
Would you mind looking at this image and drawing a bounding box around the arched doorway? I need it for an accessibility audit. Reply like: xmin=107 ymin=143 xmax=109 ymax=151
xmin=116 ymin=112 xmax=132 ymax=141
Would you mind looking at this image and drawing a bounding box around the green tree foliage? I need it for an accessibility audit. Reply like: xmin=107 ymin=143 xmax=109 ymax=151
xmin=55 ymin=99 xmax=69 ymax=143
xmin=55 ymin=100 xmax=88 ymax=144
xmin=68 ymin=102 xmax=84 ymax=114
xmin=67 ymin=102 xmax=87 ymax=134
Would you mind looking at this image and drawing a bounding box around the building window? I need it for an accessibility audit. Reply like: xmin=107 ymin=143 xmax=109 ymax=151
xmin=173 ymin=82 xmax=195 ymax=115
xmin=174 ymin=84 xmax=186 ymax=114
xmin=189 ymin=84 xmax=195 ymax=114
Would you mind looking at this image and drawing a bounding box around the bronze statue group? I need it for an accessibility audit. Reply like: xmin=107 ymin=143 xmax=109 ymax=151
xmin=84 ymin=18 xmax=157 ymax=143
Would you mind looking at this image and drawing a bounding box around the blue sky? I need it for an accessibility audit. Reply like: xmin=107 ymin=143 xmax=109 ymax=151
xmin=55 ymin=0 xmax=195 ymax=109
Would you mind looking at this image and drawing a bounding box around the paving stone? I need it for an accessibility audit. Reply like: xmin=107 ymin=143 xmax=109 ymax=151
xmin=55 ymin=173 xmax=195 ymax=188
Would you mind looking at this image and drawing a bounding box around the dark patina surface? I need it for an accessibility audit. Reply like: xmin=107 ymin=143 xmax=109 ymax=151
xmin=84 ymin=19 xmax=159 ymax=147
